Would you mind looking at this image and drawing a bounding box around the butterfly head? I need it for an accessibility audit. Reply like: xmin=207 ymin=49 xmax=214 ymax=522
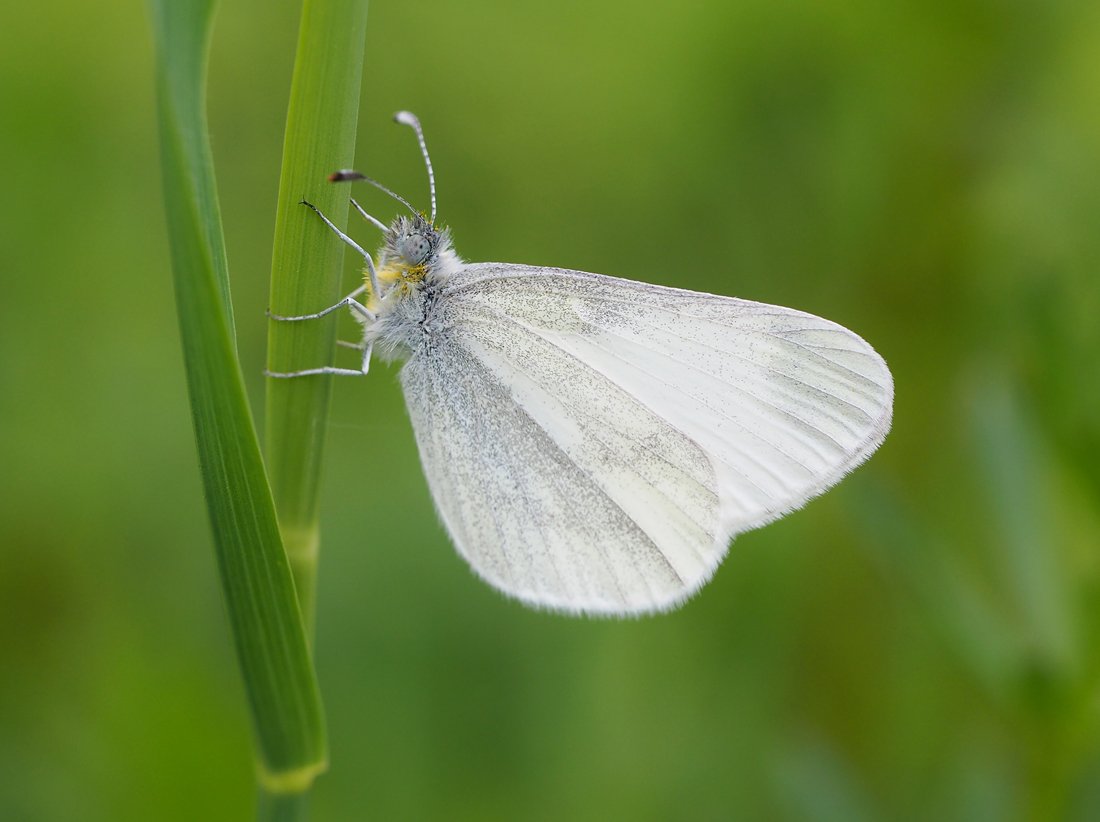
xmin=367 ymin=214 xmax=457 ymax=309
xmin=385 ymin=214 xmax=442 ymax=268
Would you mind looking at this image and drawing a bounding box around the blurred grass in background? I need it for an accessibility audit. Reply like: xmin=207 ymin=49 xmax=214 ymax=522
xmin=2 ymin=0 xmax=1099 ymax=819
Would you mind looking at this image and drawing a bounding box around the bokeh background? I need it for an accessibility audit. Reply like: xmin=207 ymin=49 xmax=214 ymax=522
xmin=3 ymin=0 xmax=1100 ymax=819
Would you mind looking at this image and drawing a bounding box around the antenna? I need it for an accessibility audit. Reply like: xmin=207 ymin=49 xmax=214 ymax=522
xmin=328 ymin=169 xmax=419 ymax=218
xmin=394 ymin=111 xmax=437 ymax=224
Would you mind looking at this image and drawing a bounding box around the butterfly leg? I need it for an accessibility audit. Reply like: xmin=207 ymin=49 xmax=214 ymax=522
xmin=267 ymin=284 xmax=375 ymax=323
xmin=335 ymin=340 xmax=374 ymax=375
xmin=266 ymin=202 xmax=381 ymax=378
xmin=265 ymin=365 xmax=366 ymax=378
xmin=265 ymin=332 xmax=374 ymax=378
xmin=300 ymin=199 xmax=381 ymax=298
xmin=264 ymin=336 xmax=374 ymax=379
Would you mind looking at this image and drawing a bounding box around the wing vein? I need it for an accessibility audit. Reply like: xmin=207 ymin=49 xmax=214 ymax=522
xmin=460 ymin=307 xmax=789 ymax=501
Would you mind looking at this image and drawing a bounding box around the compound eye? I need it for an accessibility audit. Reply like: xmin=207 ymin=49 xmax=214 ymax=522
xmin=401 ymin=233 xmax=431 ymax=264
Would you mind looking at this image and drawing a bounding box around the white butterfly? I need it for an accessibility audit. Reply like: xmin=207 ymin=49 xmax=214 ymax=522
xmin=268 ymin=112 xmax=894 ymax=616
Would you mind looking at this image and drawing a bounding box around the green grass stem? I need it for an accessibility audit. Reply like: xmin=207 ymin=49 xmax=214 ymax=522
xmin=265 ymin=0 xmax=371 ymax=637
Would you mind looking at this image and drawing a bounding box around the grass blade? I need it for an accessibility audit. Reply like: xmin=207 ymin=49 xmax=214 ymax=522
xmin=150 ymin=0 xmax=327 ymax=794
xmin=265 ymin=0 xmax=371 ymax=632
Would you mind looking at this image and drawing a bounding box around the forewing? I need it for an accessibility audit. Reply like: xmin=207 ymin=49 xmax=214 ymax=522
xmin=400 ymin=264 xmax=893 ymax=614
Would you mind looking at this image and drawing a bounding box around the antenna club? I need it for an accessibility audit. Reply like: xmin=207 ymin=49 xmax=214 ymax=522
xmin=329 ymin=169 xmax=366 ymax=183
xmin=394 ymin=110 xmax=420 ymax=128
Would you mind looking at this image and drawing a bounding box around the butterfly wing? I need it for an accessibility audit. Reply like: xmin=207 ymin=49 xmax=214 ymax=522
xmin=398 ymin=264 xmax=893 ymax=615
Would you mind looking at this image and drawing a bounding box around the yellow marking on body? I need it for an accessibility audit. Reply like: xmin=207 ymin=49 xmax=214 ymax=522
xmin=364 ymin=263 xmax=428 ymax=312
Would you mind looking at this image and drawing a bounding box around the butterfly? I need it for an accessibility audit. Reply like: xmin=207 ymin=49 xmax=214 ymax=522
xmin=267 ymin=112 xmax=894 ymax=616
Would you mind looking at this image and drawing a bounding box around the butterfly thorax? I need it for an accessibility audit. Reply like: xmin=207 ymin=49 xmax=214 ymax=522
xmin=363 ymin=214 xmax=463 ymax=361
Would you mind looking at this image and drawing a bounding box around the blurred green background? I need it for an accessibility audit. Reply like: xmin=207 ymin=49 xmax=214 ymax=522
xmin=3 ymin=0 xmax=1100 ymax=819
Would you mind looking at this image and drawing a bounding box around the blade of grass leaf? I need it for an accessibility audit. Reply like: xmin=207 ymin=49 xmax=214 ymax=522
xmin=265 ymin=0 xmax=371 ymax=635
xmin=150 ymin=0 xmax=327 ymax=797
